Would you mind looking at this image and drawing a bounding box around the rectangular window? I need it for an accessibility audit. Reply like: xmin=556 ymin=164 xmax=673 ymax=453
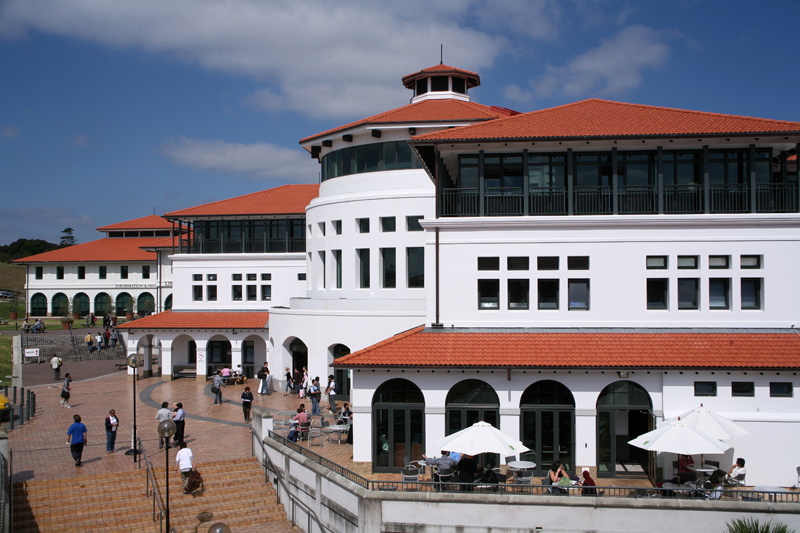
xmin=694 ymin=381 xmax=717 ymax=397
xmin=677 ymin=256 xmax=698 ymax=269
xmin=232 ymin=285 xmax=243 ymax=301
xmin=770 ymin=382 xmax=793 ymax=398
xmin=478 ymin=257 xmax=500 ymax=271
xmin=731 ymin=382 xmax=754 ymax=397
xmin=508 ymin=279 xmax=529 ymax=309
xmin=381 ymin=217 xmax=396 ymax=232
xmin=142 ymin=265 xmax=150 ymax=279
xmin=407 ymin=215 xmax=424 ymax=232
xmin=320 ymin=251 xmax=326 ymax=289
xmin=246 ymin=285 xmax=257 ymax=301
xmin=333 ymin=250 xmax=342 ymax=289
xmin=709 ymin=255 xmax=730 ymax=269
xmin=741 ymin=278 xmax=762 ymax=310
xmin=78 ymin=266 xmax=86 ymax=279
xmin=358 ymin=249 xmax=370 ymax=288
xmin=99 ymin=266 xmax=107 ymax=280
xmin=358 ymin=218 xmax=370 ymax=233
xmin=568 ymin=279 xmax=590 ymax=310
xmin=538 ymin=279 xmax=559 ymax=309
xmin=247 ymin=273 xmax=257 ymax=281
xmin=740 ymin=255 xmax=761 ymax=269
xmin=407 ymin=247 xmax=424 ymax=288
xmin=508 ymin=257 xmax=529 ymax=271
xmin=119 ymin=266 xmax=127 ymax=279
xmin=261 ymin=273 xmax=271 ymax=281
xmin=709 ymin=278 xmax=730 ymax=309
xmin=193 ymin=274 xmax=202 ymax=281
xmin=537 ymin=257 xmax=559 ymax=270
xmin=381 ymin=248 xmax=396 ymax=288
xmin=318 ymin=222 xmax=325 ymax=236
xmin=35 ymin=266 xmax=43 ymax=280
xmin=646 ymin=256 xmax=668 ymax=269
xmin=261 ymin=285 xmax=272 ymax=301
xmin=678 ymin=278 xmax=699 ymax=309
xmin=193 ymin=285 xmax=203 ymax=301
xmin=333 ymin=220 xmax=342 ymax=235
xmin=567 ymin=256 xmax=590 ymax=270
xmin=478 ymin=279 xmax=500 ymax=309
xmin=207 ymin=285 xmax=217 ymax=301
xmin=233 ymin=274 xmax=242 ymax=281
xmin=298 ymin=273 xmax=306 ymax=281
xmin=56 ymin=266 xmax=64 ymax=280
xmin=207 ymin=274 xmax=217 ymax=281
xmin=647 ymin=279 xmax=669 ymax=310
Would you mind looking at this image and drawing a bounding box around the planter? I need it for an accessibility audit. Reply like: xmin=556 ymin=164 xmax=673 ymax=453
xmin=125 ymin=312 xmax=133 ymax=320
xmin=111 ymin=316 xmax=117 ymax=327
xmin=73 ymin=313 xmax=81 ymax=320
xmin=61 ymin=319 xmax=73 ymax=330
xmin=9 ymin=312 xmax=18 ymax=320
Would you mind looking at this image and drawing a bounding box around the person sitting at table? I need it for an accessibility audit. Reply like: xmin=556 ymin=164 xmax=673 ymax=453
xmin=288 ymin=406 xmax=309 ymax=442
xmin=448 ymin=450 xmax=461 ymax=465
xmin=548 ymin=461 xmax=570 ymax=484
xmin=456 ymin=454 xmax=479 ymax=490
xmin=678 ymin=454 xmax=697 ymax=482
xmin=579 ymin=469 xmax=597 ymax=495
xmin=221 ymin=366 xmax=231 ymax=378
xmin=725 ymin=458 xmax=746 ymax=484
xmin=422 ymin=451 xmax=456 ymax=482
xmin=337 ymin=403 xmax=352 ymax=425
xmin=235 ymin=364 xmax=247 ymax=384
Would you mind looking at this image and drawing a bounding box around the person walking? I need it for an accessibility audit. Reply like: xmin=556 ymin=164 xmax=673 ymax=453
xmin=257 ymin=363 xmax=269 ymax=395
xmin=50 ymin=355 xmax=63 ymax=381
xmin=265 ymin=369 xmax=273 ymax=396
xmin=95 ymin=332 xmax=103 ymax=351
xmin=66 ymin=414 xmax=87 ymax=466
xmin=241 ymin=387 xmax=253 ymax=422
xmin=110 ymin=330 xmax=118 ymax=348
xmin=175 ymin=442 xmax=196 ymax=494
xmin=104 ymin=409 xmax=119 ymax=453
xmin=309 ymin=378 xmax=321 ymax=416
xmin=172 ymin=403 xmax=186 ymax=445
xmin=293 ymin=368 xmax=302 ymax=396
xmin=212 ymin=370 xmax=225 ymax=404
xmin=326 ymin=375 xmax=337 ymax=414
xmin=155 ymin=402 xmax=172 ymax=449
xmin=84 ymin=332 xmax=93 ymax=352
xmin=103 ymin=329 xmax=110 ymax=349
xmin=61 ymin=374 xmax=72 ymax=408
xmin=284 ymin=367 xmax=293 ymax=396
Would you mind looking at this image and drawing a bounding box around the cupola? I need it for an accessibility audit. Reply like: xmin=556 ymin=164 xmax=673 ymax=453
xmin=401 ymin=64 xmax=480 ymax=104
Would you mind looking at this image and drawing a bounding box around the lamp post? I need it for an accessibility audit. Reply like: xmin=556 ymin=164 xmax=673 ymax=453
xmin=157 ymin=419 xmax=177 ymax=532
xmin=125 ymin=353 xmax=144 ymax=462
xmin=208 ymin=523 xmax=231 ymax=533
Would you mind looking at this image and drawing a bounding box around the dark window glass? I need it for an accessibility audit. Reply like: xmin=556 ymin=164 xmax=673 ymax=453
xmin=358 ymin=218 xmax=370 ymax=233
xmin=694 ymin=382 xmax=717 ymax=397
xmin=355 ymin=145 xmax=366 ymax=173
xmin=193 ymin=274 xmax=202 ymax=281
xmin=397 ymin=142 xmax=412 ymax=169
xmin=318 ymin=222 xmax=326 ymax=237
xmin=333 ymin=220 xmax=342 ymax=235
xmin=261 ymin=285 xmax=272 ymax=300
xmin=537 ymin=257 xmax=559 ymax=270
xmin=381 ymin=248 xmax=396 ymax=289
xmin=56 ymin=266 xmax=64 ymax=280
xmin=647 ymin=279 xmax=669 ymax=310
xmin=232 ymin=285 xmax=242 ymax=301
xmin=78 ymin=266 xmax=85 ymax=279
xmin=740 ymin=255 xmax=761 ymax=269
xmin=261 ymin=273 xmax=271 ymax=281
xmin=568 ymin=279 xmax=590 ymax=310
xmin=677 ymin=256 xmax=698 ymax=269
xmin=416 ymin=78 xmax=427 ymax=96
xmin=98 ymin=266 xmax=106 ymax=280
xmin=247 ymin=273 xmax=257 ymax=281
xmin=358 ymin=249 xmax=370 ymax=288
xmin=678 ymin=278 xmax=699 ymax=309
xmin=478 ymin=279 xmax=499 ymax=309
xmin=366 ymin=144 xmax=381 ymax=172
xmin=139 ymin=231 xmax=154 ymax=237
xmin=508 ymin=257 xmax=529 ymax=270
xmin=142 ymin=265 xmax=150 ymax=279
xmin=207 ymin=274 xmax=217 ymax=281
xmin=207 ymin=285 xmax=217 ymax=301
xmin=155 ymin=230 xmax=170 ymax=237
xmin=35 ymin=266 xmax=43 ymax=280
xmin=407 ymin=216 xmax=423 ymax=232
xmin=193 ymin=286 xmax=203 ymax=301
xmin=109 ymin=231 xmax=123 ymax=238
xmin=709 ymin=278 xmax=730 ymax=309
xmin=381 ymin=217 xmax=396 ymax=232
xmin=520 ymin=380 xmax=575 ymax=406
xmin=333 ymin=250 xmax=342 ymax=289
xmin=709 ymin=255 xmax=729 ymax=269
xmin=452 ymin=77 xmax=466 ymax=94
xmin=298 ymin=273 xmax=306 ymax=281
xmin=120 ymin=266 xmax=128 ymax=279
xmin=407 ymin=247 xmax=424 ymax=288
xmin=508 ymin=279 xmax=529 ymax=309
xmin=233 ymin=274 xmax=242 ymax=281
xmin=431 ymin=76 xmax=449 ymax=91
xmin=646 ymin=256 xmax=668 ymax=269
xmin=770 ymin=382 xmax=793 ymax=397
xmin=731 ymin=382 xmax=754 ymax=397
xmin=247 ymin=285 xmax=257 ymax=301
xmin=124 ymin=231 xmax=139 ymax=237
xmin=384 ymin=143 xmax=397 ymax=170
xmin=567 ymin=256 xmax=589 ymax=270
xmin=478 ymin=257 xmax=500 ymax=271
xmin=741 ymin=278 xmax=762 ymax=310
xmin=538 ymin=279 xmax=559 ymax=309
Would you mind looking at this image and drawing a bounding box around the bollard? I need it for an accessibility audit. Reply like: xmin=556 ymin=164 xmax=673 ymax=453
xmin=9 ymin=406 xmax=14 ymax=430
xmin=31 ymin=392 xmax=35 ymax=417
xmin=20 ymin=387 xmax=24 ymax=408
xmin=16 ymin=405 xmax=23 ymax=426
xmin=12 ymin=387 xmax=16 ymax=404
xmin=26 ymin=389 xmax=31 ymax=410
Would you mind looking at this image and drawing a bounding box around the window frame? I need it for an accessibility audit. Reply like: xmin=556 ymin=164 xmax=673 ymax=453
xmin=207 ymin=285 xmax=217 ymax=301
xmin=332 ymin=220 xmax=342 ymax=235
xmin=478 ymin=257 xmax=500 ymax=271
xmin=232 ymin=285 xmax=243 ymax=301
xmin=646 ymin=278 xmax=669 ymax=310
xmin=406 ymin=215 xmax=424 ymax=232
xmin=709 ymin=278 xmax=731 ymax=310
xmin=740 ymin=278 xmax=762 ymax=310
xmin=507 ymin=257 xmax=529 ymax=271
xmin=770 ymin=382 xmax=793 ymax=398
xmin=567 ymin=256 xmax=590 ymax=270
xmin=380 ymin=217 xmax=396 ymax=233
xmin=358 ymin=248 xmax=370 ymax=289
xmin=99 ymin=266 xmax=106 ymax=280
xmin=77 ymin=266 xmax=86 ymax=280
xmin=731 ymin=381 xmax=754 ymax=397
xmin=740 ymin=255 xmax=761 ymax=269
xmin=358 ymin=218 xmax=370 ymax=234
xmin=694 ymin=381 xmax=717 ymax=397
xmin=119 ymin=266 xmax=128 ymax=280
xmin=677 ymin=256 xmax=698 ymax=269
xmin=646 ymin=256 xmax=668 ymax=269
xmin=478 ymin=279 xmax=500 ymax=310
xmin=407 ymin=247 xmax=424 ymax=289
xmin=380 ymin=248 xmax=396 ymax=289
xmin=508 ymin=279 xmax=530 ymax=310
xmin=537 ymin=279 xmax=559 ymax=310
xmin=261 ymin=285 xmax=272 ymax=301
xmin=246 ymin=285 xmax=257 ymax=301
xmin=537 ymin=256 xmax=559 ymax=271
xmin=678 ymin=278 xmax=699 ymax=309
xmin=709 ymin=255 xmax=730 ymax=269
xmin=567 ymin=279 xmax=590 ymax=311
xmin=193 ymin=285 xmax=203 ymax=302
xmin=142 ymin=265 xmax=150 ymax=279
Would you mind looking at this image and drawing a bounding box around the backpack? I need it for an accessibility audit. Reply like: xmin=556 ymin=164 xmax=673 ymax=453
xmin=334 ymin=381 xmax=341 ymax=395
xmin=257 ymin=369 xmax=265 ymax=380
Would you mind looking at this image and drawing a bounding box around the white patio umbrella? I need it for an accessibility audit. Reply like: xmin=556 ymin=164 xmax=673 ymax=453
xmin=627 ymin=421 xmax=731 ymax=456
xmin=662 ymin=405 xmax=749 ymax=441
xmin=436 ymin=421 xmax=530 ymax=457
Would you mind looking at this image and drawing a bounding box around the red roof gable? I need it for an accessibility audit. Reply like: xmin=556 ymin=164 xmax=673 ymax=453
xmin=117 ymin=311 xmax=269 ymax=330
xmin=401 ymin=64 xmax=480 ymax=89
xmin=165 ymin=184 xmax=319 ymax=218
xmin=334 ymin=327 xmax=800 ymax=370
xmin=300 ymin=99 xmax=517 ymax=144
xmin=14 ymin=238 xmax=159 ymax=263
xmin=97 ymin=215 xmax=174 ymax=231
xmin=411 ymin=99 xmax=800 ymax=142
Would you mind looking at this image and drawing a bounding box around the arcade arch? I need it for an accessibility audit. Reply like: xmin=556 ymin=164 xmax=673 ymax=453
xmin=519 ymin=380 xmax=575 ymax=475
xmin=31 ymin=293 xmax=47 ymax=316
xmin=372 ymin=378 xmax=425 ymax=472
xmin=596 ymin=381 xmax=654 ymax=478
xmin=329 ymin=343 xmax=351 ymax=399
xmin=73 ymin=292 xmax=90 ymax=317
xmin=51 ymin=293 xmax=68 ymax=316
xmin=94 ymin=293 xmax=112 ymax=315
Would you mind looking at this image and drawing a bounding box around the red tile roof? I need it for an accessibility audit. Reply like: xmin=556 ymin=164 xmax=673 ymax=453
xmin=14 ymin=238 xmax=159 ymax=263
xmin=410 ymin=99 xmax=800 ymax=142
xmin=165 ymin=184 xmax=319 ymax=218
xmin=401 ymin=64 xmax=480 ymax=89
xmin=300 ymin=99 xmax=517 ymax=144
xmin=117 ymin=310 xmax=269 ymax=330
xmin=97 ymin=215 xmax=174 ymax=231
xmin=334 ymin=327 xmax=800 ymax=370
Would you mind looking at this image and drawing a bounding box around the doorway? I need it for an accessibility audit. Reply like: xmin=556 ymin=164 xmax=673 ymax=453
xmin=289 ymin=338 xmax=307 ymax=374
xmin=446 ymin=379 xmax=500 ymax=470
xmin=372 ymin=379 xmax=425 ymax=472
xmin=519 ymin=380 xmax=575 ymax=475
xmin=331 ymin=344 xmax=351 ymax=401
xmin=596 ymin=381 xmax=653 ymax=478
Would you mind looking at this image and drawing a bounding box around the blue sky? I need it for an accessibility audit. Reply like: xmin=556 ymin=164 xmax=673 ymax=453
xmin=2 ymin=0 xmax=799 ymax=245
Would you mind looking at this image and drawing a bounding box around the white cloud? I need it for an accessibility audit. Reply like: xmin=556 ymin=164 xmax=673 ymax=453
xmin=70 ymin=134 xmax=89 ymax=146
xmin=2 ymin=125 xmax=19 ymax=139
xmin=161 ymin=137 xmax=318 ymax=182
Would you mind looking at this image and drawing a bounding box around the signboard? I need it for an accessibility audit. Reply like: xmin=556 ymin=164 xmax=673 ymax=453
xmin=24 ymin=348 xmax=40 ymax=358
xmin=197 ymin=351 xmax=205 ymax=362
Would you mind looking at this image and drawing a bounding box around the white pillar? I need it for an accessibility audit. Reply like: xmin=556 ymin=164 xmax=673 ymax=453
xmin=160 ymin=339 xmax=173 ymax=381
xmin=500 ymin=408 xmax=521 ymax=460
xmin=424 ymin=407 xmax=445 ymax=457
xmin=352 ymin=406 xmax=371 ymax=462
xmin=230 ymin=339 xmax=243 ymax=370
xmin=195 ymin=339 xmax=208 ymax=381
xmin=575 ymin=409 xmax=597 ymax=471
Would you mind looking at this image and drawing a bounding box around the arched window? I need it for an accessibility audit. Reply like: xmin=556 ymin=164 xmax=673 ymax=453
xmin=372 ymin=379 xmax=425 ymax=472
xmin=520 ymin=380 xmax=575 ymax=474
xmin=51 ymin=293 xmax=68 ymax=317
xmin=137 ymin=292 xmax=155 ymax=315
xmin=73 ymin=293 xmax=90 ymax=317
xmin=446 ymin=379 xmax=499 ymax=434
xmin=94 ymin=293 xmax=111 ymax=315
xmin=30 ymin=293 xmax=47 ymax=316
xmin=116 ymin=292 xmax=132 ymax=314
xmin=331 ymin=344 xmax=351 ymax=399
xmin=288 ymin=338 xmax=307 ymax=373
xmin=596 ymin=381 xmax=653 ymax=479
xmin=164 ymin=294 xmax=173 ymax=311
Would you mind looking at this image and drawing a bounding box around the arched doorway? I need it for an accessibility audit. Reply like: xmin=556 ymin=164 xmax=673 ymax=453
xmin=94 ymin=293 xmax=112 ymax=315
xmin=73 ymin=293 xmax=90 ymax=317
xmin=331 ymin=344 xmax=351 ymax=400
xmin=164 ymin=294 xmax=173 ymax=311
xmin=51 ymin=293 xmax=68 ymax=317
xmin=137 ymin=292 xmax=155 ymax=315
xmin=30 ymin=293 xmax=47 ymax=317
xmin=372 ymin=378 xmax=425 ymax=472
xmin=206 ymin=335 xmax=232 ymax=375
xmin=596 ymin=381 xmax=654 ymax=478
xmin=446 ymin=379 xmax=500 ymax=468
xmin=116 ymin=292 xmax=132 ymax=314
xmin=288 ymin=338 xmax=307 ymax=375
xmin=519 ymin=380 xmax=575 ymax=475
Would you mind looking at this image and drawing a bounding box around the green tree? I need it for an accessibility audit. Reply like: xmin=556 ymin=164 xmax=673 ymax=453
xmin=60 ymin=228 xmax=77 ymax=247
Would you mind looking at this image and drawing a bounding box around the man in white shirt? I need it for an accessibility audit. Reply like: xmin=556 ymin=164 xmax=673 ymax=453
xmin=174 ymin=442 xmax=196 ymax=494
xmin=50 ymin=355 xmax=63 ymax=381
xmin=726 ymin=457 xmax=746 ymax=484
xmin=155 ymin=402 xmax=172 ymax=449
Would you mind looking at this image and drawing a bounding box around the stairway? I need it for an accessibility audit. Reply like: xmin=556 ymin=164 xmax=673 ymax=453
xmin=13 ymin=458 xmax=295 ymax=532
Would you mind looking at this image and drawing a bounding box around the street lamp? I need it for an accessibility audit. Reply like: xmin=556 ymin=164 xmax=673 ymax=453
xmin=125 ymin=353 xmax=144 ymax=462
xmin=158 ymin=419 xmax=177 ymax=532
xmin=208 ymin=524 xmax=231 ymax=533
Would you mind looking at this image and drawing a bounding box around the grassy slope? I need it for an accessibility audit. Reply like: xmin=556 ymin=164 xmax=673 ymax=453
xmin=0 ymin=337 xmax=12 ymax=387
xmin=0 ymin=263 xmax=25 ymax=321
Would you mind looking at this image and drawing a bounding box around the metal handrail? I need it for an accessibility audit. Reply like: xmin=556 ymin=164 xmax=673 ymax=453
xmin=251 ymin=430 xmax=332 ymax=533
xmin=137 ymin=437 xmax=172 ymax=533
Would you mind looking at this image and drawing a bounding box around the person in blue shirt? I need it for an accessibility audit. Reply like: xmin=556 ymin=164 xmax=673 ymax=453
xmin=66 ymin=414 xmax=88 ymax=467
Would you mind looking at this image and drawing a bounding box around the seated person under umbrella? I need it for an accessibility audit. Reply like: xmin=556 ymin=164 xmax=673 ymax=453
xmin=422 ymin=451 xmax=456 ymax=482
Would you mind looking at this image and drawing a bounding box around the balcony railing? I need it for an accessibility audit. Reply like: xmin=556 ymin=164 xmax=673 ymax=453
xmin=180 ymin=237 xmax=305 ymax=254
xmin=440 ymin=183 xmax=799 ymax=217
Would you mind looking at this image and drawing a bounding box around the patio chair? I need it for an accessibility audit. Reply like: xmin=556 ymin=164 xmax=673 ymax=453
xmin=401 ymin=467 xmax=420 ymax=490
xmin=492 ymin=467 xmax=507 ymax=483
xmin=307 ymin=426 xmax=323 ymax=448
xmin=504 ymin=455 xmax=516 ymax=465
xmin=436 ymin=467 xmax=454 ymax=491
xmin=298 ymin=421 xmax=311 ymax=442
xmin=514 ymin=470 xmax=533 ymax=485
xmin=727 ymin=473 xmax=746 ymax=488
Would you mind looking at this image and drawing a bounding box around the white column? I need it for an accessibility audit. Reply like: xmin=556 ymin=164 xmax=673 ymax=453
xmin=160 ymin=339 xmax=173 ymax=381
xmin=126 ymin=335 xmax=138 ymax=377
xmin=424 ymin=407 xmax=445 ymax=457
xmin=500 ymin=408 xmax=521 ymax=460
xmin=230 ymin=339 xmax=243 ymax=369
xmin=575 ymin=409 xmax=597 ymax=471
xmin=351 ymin=407 xmax=371 ymax=462
xmin=195 ymin=339 xmax=208 ymax=381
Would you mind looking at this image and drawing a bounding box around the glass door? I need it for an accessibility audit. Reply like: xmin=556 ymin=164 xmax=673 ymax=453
xmin=374 ymin=407 xmax=424 ymax=471
xmin=520 ymin=409 xmax=574 ymax=475
xmin=597 ymin=410 xmax=614 ymax=477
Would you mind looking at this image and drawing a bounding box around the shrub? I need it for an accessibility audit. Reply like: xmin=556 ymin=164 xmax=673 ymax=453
xmin=725 ymin=518 xmax=795 ymax=533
